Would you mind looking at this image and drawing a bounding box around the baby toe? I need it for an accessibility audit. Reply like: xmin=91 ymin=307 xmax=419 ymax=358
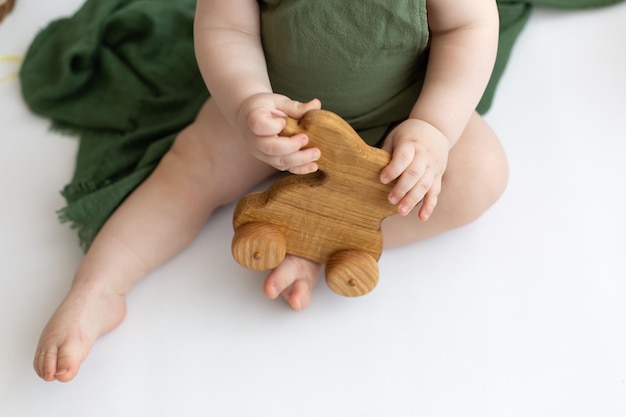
xmin=53 ymin=344 xmax=83 ymax=382
xmin=37 ymin=348 xmax=59 ymax=382
xmin=34 ymin=350 xmax=45 ymax=379
xmin=263 ymin=259 xmax=298 ymax=299
xmin=284 ymin=279 xmax=314 ymax=311
xmin=36 ymin=342 xmax=82 ymax=382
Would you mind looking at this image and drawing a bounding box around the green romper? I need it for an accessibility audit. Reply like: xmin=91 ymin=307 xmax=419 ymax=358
xmin=260 ymin=0 xmax=430 ymax=145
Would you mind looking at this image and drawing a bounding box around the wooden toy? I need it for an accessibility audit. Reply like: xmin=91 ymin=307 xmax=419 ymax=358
xmin=232 ymin=109 xmax=398 ymax=297
xmin=0 ymin=0 xmax=15 ymax=23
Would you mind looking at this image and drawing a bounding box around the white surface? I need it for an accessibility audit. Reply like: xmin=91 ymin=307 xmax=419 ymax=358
xmin=1 ymin=2 xmax=625 ymax=416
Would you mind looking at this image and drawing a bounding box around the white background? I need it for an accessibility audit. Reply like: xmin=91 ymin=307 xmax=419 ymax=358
xmin=1 ymin=2 xmax=625 ymax=416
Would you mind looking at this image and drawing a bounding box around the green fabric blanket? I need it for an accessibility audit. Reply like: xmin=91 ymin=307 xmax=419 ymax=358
xmin=21 ymin=0 xmax=207 ymax=249
xmin=20 ymin=0 xmax=624 ymax=250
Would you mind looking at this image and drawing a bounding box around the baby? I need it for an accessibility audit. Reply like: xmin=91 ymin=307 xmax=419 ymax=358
xmin=34 ymin=0 xmax=508 ymax=382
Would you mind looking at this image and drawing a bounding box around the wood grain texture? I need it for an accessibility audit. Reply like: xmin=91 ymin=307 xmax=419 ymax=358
xmin=232 ymin=110 xmax=397 ymax=297
xmin=325 ymin=250 xmax=379 ymax=297
xmin=231 ymin=222 xmax=287 ymax=271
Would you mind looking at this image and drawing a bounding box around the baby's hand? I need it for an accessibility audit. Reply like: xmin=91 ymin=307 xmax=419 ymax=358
xmin=380 ymin=119 xmax=449 ymax=220
xmin=237 ymin=94 xmax=322 ymax=174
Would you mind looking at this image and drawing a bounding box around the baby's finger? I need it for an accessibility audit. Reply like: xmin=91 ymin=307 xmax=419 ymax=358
xmin=380 ymin=143 xmax=415 ymax=184
xmin=288 ymin=161 xmax=319 ymax=175
xmin=277 ymin=98 xmax=322 ymax=120
xmin=395 ymin=171 xmax=434 ymax=216
xmin=256 ymin=133 xmax=309 ymax=158
xmin=272 ymin=147 xmax=321 ymax=172
xmin=418 ymin=180 xmax=442 ymax=221
xmin=386 ymin=161 xmax=427 ymax=205
xmin=247 ymin=109 xmax=288 ymax=137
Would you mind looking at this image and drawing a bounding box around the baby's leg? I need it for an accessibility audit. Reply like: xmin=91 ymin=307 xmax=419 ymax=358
xmin=34 ymin=99 xmax=277 ymax=382
xmin=382 ymin=112 xmax=508 ymax=247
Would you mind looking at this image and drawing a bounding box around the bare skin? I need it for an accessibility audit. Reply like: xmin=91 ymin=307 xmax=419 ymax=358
xmin=34 ymin=0 xmax=506 ymax=382
xmin=34 ymin=104 xmax=507 ymax=382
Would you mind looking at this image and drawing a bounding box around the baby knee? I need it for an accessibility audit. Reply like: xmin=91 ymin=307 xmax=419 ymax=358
xmin=465 ymin=149 xmax=508 ymax=223
xmin=481 ymin=150 xmax=509 ymax=206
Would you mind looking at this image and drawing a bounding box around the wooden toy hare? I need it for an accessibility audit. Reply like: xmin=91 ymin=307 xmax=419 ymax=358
xmin=232 ymin=110 xmax=397 ymax=297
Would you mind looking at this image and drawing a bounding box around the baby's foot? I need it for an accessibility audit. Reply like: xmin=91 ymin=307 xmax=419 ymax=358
xmin=263 ymin=255 xmax=323 ymax=311
xmin=34 ymin=281 xmax=127 ymax=382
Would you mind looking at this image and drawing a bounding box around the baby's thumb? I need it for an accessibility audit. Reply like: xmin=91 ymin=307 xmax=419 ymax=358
xmin=281 ymin=98 xmax=322 ymax=119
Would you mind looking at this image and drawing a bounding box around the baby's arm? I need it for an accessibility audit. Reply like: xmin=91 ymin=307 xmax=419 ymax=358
xmin=193 ymin=0 xmax=320 ymax=173
xmin=380 ymin=0 xmax=499 ymax=219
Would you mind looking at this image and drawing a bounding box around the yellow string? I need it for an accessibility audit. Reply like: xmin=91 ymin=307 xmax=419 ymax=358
xmin=0 ymin=55 xmax=23 ymax=82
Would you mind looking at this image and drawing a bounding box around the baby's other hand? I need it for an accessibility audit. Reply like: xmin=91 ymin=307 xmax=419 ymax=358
xmin=380 ymin=119 xmax=449 ymax=220
xmin=237 ymin=94 xmax=321 ymax=174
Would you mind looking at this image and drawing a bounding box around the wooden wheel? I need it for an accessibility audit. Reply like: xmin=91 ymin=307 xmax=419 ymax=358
xmin=231 ymin=222 xmax=286 ymax=271
xmin=325 ymin=250 xmax=379 ymax=297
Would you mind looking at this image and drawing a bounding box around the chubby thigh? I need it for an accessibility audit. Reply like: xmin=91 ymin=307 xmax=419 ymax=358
xmin=166 ymin=99 xmax=279 ymax=206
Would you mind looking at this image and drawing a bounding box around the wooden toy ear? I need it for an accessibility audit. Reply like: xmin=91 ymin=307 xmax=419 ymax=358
xmin=0 ymin=0 xmax=16 ymax=24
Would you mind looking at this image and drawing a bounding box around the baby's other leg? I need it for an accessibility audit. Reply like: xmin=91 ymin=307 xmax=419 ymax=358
xmin=34 ymin=99 xmax=276 ymax=382
xmin=382 ymin=112 xmax=508 ymax=247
